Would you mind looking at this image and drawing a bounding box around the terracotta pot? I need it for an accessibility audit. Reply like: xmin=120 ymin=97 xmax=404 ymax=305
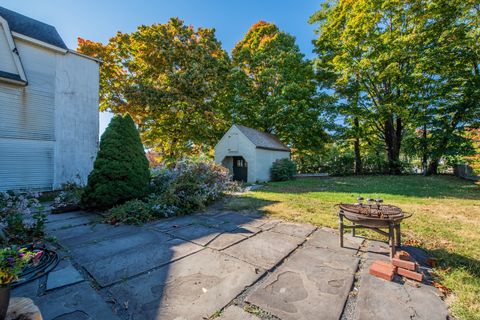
xmin=0 ymin=286 xmax=10 ymax=320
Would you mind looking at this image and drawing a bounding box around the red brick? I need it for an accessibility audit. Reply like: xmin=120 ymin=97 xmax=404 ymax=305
xmin=392 ymin=258 xmax=417 ymax=271
xmin=394 ymin=250 xmax=412 ymax=261
xmin=370 ymin=260 xmax=395 ymax=281
xmin=397 ymin=267 xmax=423 ymax=282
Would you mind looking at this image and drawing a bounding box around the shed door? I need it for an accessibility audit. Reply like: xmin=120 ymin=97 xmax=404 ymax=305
xmin=232 ymin=156 xmax=248 ymax=182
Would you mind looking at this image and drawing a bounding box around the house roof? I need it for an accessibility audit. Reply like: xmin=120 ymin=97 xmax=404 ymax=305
xmin=235 ymin=124 xmax=290 ymax=152
xmin=0 ymin=6 xmax=67 ymax=50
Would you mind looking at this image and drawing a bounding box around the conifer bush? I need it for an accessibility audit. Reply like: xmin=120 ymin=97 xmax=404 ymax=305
xmin=81 ymin=114 xmax=150 ymax=209
xmin=271 ymin=158 xmax=297 ymax=181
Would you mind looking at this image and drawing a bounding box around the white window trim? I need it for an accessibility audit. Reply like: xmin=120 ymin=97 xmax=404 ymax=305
xmin=0 ymin=16 xmax=27 ymax=84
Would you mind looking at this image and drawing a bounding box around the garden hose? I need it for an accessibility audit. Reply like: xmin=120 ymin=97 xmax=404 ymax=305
xmin=11 ymin=246 xmax=59 ymax=288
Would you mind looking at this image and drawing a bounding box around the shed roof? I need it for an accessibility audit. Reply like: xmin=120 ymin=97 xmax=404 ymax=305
xmin=235 ymin=124 xmax=290 ymax=152
xmin=0 ymin=6 xmax=67 ymax=49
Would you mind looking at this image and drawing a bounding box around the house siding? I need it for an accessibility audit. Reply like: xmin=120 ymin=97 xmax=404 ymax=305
xmin=0 ymin=37 xmax=99 ymax=191
xmin=54 ymin=51 xmax=99 ymax=188
xmin=254 ymin=148 xmax=290 ymax=182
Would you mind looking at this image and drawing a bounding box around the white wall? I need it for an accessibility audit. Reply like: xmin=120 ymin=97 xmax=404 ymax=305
xmin=0 ymin=37 xmax=99 ymax=191
xmin=254 ymin=148 xmax=290 ymax=182
xmin=215 ymin=125 xmax=291 ymax=183
xmin=214 ymin=126 xmax=257 ymax=182
xmin=54 ymin=51 xmax=99 ymax=188
xmin=0 ymin=39 xmax=56 ymax=190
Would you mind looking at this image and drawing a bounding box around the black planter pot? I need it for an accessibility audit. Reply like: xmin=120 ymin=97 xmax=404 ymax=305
xmin=0 ymin=286 xmax=10 ymax=320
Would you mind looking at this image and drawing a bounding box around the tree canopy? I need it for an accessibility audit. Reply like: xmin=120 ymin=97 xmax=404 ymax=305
xmin=310 ymin=0 xmax=479 ymax=174
xmin=78 ymin=18 xmax=231 ymax=163
xmin=230 ymin=21 xmax=328 ymax=152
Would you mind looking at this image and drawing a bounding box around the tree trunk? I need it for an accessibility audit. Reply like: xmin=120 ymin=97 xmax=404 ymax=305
xmin=422 ymin=123 xmax=428 ymax=175
xmin=353 ymin=117 xmax=362 ymax=174
xmin=384 ymin=114 xmax=402 ymax=175
xmin=426 ymin=159 xmax=439 ymax=175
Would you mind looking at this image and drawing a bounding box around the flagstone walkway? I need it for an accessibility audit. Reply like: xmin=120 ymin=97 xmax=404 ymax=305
xmin=12 ymin=207 xmax=449 ymax=320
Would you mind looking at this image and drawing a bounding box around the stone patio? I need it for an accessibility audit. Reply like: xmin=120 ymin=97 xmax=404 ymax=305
xmin=11 ymin=208 xmax=449 ymax=320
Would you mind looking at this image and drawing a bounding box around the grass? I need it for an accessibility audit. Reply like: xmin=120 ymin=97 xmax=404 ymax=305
xmin=225 ymin=175 xmax=480 ymax=320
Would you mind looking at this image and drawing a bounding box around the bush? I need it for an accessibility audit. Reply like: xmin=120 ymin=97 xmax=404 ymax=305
xmin=104 ymin=199 xmax=154 ymax=225
xmin=0 ymin=191 xmax=46 ymax=245
xmin=150 ymin=168 xmax=176 ymax=195
xmin=104 ymin=158 xmax=238 ymax=224
xmin=52 ymin=182 xmax=84 ymax=213
xmin=81 ymin=114 xmax=150 ymax=210
xmin=271 ymin=158 xmax=297 ymax=181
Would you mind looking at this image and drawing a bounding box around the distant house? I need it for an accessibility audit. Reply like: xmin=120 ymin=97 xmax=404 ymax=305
xmin=215 ymin=125 xmax=291 ymax=182
xmin=0 ymin=7 xmax=100 ymax=191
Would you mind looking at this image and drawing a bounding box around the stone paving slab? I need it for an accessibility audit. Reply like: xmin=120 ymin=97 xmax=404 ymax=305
xmin=71 ymin=230 xmax=172 ymax=264
xmin=146 ymin=215 xmax=204 ymax=232
xmin=270 ymin=222 xmax=316 ymax=239
xmin=247 ymin=244 xmax=359 ymax=320
xmin=46 ymin=211 xmax=93 ymax=223
xmin=33 ymin=282 xmax=120 ymax=320
xmin=223 ymin=231 xmax=303 ymax=269
xmin=83 ymin=238 xmax=203 ymax=287
xmin=53 ymin=224 xmax=141 ymax=248
xmin=45 ymin=215 xmax=99 ymax=231
xmin=230 ymin=225 xmax=261 ymax=238
xmin=207 ymin=232 xmax=247 ymax=250
xmin=354 ymin=257 xmax=448 ymax=320
xmin=46 ymin=265 xmax=84 ymax=290
xmin=305 ymin=228 xmax=361 ymax=256
xmin=108 ymin=248 xmax=265 ymax=320
xmin=257 ymin=219 xmax=282 ymax=231
xmin=166 ymin=224 xmax=222 ymax=246
xmin=213 ymin=212 xmax=263 ymax=226
xmin=218 ymin=305 xmax=260 ymax=320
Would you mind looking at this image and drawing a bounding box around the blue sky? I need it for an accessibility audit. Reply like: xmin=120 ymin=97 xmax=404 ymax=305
xmin=2 ymin=0 xmax=322 ymax=133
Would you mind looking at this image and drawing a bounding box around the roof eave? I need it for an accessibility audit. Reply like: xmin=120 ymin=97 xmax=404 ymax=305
xmin=12 ymin=31 xmax=68 ymax=54
xmin=256 ymin=146 xmax=291 ymax=152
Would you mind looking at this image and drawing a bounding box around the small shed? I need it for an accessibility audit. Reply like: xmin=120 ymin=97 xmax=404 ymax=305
xmin=214 ymin=125 xmax=291 ymax=182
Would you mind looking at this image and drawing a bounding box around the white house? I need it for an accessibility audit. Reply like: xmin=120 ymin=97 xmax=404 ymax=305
xmin=215 ymin=125 xmax=291 ymax=183
xmin=0 ymin=7 xmax=100 ymax=191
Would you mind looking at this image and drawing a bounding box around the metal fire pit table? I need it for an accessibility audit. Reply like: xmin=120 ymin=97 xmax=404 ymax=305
xmin=337 ymin=199 xmax=412 ymax=258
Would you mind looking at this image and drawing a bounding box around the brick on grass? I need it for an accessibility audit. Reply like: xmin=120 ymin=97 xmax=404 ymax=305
xmin=394 ymin=250 xmax=412 ymax=261
xmin=369 ymin=260 xmax=396 ymax=281
xmin=392 ymin=258 xmax=417 ymax=271
xmin=397 ymin=267 xmax=423 ymax=282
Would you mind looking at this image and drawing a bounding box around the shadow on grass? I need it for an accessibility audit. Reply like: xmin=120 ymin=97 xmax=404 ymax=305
xmin=257 ymin=175 xmax=480 ymax=200
xmin=428 ymin=248 xmax=480 ymax=279
xmin=223 ymin=196 xmax=279 ymax=212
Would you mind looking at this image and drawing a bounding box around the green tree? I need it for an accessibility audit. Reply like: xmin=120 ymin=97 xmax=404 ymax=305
xmin=310 ymin=1 xmax=424 ymax=174
xmin=414 ymin=0 xmax=479 ymax=174
xmin=310 ymin=0 xmax=479 ymax=175
xmin=78 ymin=18 xmax=231 ymax=163
xmin=82 ymin=114 xmax=150 ymax=210
xmin=231 ymin=21 xmax=328 ymax=152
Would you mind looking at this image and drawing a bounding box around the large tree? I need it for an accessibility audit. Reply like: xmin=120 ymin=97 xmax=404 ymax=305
xmin=310 ymin=0 xmax=479 ymax=174
xmin=78 ymin=18 xmax=231 ymax=163
xmin=414 ymin=0 xmax=479 ymax=174
xmin=231 ymin=21 xmax=328 ymax=152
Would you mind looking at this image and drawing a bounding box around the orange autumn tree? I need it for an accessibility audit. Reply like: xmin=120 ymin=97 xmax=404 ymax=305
xmin=78 ymin=18 xmax=232 ymax=164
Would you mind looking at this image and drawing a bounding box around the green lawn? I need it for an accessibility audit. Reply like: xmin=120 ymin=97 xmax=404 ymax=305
xmin=225 ymin=175 xmax=480 ymax=320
